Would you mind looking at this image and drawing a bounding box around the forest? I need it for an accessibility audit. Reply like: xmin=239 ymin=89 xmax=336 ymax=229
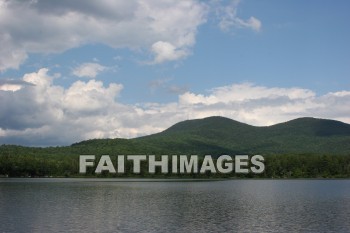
xmin=0 ymin=145 xmax=349 ymax=178
xmin=1 ymin=116 xmax=350 ymax=178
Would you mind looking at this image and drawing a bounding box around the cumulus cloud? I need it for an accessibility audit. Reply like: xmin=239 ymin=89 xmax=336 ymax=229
xmin=216 ymin=0 xmax=262 ymax=32
xmin=177 ymin=83 xmax=322 ymax=126
xmin=150 ymin=41 xmax=189 ymax=64
xmin=0 ymin=69 xmax=125 ymax=145
xmin=0 ymin=0 xmax=208 ymax=71
xmin=0 ymin=79 xmax=34 ymax=92
xmin=179 ymin=83 xmax=315 ymax=105
xmin=0 ymin=0 xmax=264 ymax=70
xmin=1 ymin=69 xmax=350 ymax=146
xmin=0 ymin=34 xmax=28 ymax=71
xmin=72 ymin=63 xmax=107 ymax=78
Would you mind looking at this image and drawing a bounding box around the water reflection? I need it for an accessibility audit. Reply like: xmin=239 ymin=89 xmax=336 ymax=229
xmin=0 ymin=179 xmax=349 ymax=233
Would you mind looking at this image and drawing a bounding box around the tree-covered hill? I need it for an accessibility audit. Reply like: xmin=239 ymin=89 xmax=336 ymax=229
xmin=1 ymin=116 xmax=350 ymax=178
xmin=132 ymin=116 xmax=350 ymax=155
xmin=2 ymin=116 xmax=350 ymax=156
xmin=15 ymin=116 xmax=347 ymax=156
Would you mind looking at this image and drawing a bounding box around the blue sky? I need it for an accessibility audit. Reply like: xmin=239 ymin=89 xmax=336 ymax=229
xmin=0 ymin=0 xmax=350 ymax=146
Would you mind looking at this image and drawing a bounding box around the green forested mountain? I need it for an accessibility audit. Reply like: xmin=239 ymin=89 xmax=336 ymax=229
xmin=73 ymin=116 xmax=350 ymax=155
xmin=1 ymin=116 xmax=350 ymax=178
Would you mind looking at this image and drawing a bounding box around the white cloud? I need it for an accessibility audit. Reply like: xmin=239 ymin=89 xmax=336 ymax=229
xmin=177 ymin=84 xmax=323 ymax=126
xmin=0 ymin=68 xmax=126 ymax=145
xmin=179 ymin=83 xmax=315 ymax=105
xmin=0 ymin=33 xmax=28 ymax=71
xmin=150 ymin=41 xmax=189 ymax=64
xmin=72 ymin=63 xmax=107 ymax=78
xmin=0 ymin=79 xmax=33 ymax=92
xmin=62 ymin=80 xmax=123 ymax=112
xmin=0 ymin=0 xmax=264 ymax=70
xmin=1 ymin=69 xmax=350 ymax=146
xmin=217 ymin=0 xmax=262 ymax=32
xmin=0 ymin=84 xmax=21 ymax=92
xmin=0 ymin=0 xmax=208 ymax=71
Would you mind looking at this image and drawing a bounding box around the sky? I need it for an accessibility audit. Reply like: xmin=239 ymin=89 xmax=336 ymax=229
xmin=0 ymin=0 xmax=350 ymax=146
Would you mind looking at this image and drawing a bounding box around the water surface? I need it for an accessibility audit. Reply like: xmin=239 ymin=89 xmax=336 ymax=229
xmin=0 ymin=179 xmax=349 ymax=233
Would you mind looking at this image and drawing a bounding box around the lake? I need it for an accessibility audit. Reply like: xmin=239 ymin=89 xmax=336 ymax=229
xmin=0 ymin=179 xmax=349 ymax=233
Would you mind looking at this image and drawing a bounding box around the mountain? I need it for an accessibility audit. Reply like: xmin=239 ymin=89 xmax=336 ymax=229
xmin=2 ymin=116 xmax=350 ymax=178
xmin=72 ymin=116 xmax=350 ymax=155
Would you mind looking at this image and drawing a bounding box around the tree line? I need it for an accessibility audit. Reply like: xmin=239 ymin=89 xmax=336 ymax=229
xmin=0 ymin=145 xmax=349 ymax=178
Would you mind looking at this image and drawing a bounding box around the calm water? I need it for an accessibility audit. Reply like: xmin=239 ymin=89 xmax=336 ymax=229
xmin=0 ymin=179 xmax=350 ymax=233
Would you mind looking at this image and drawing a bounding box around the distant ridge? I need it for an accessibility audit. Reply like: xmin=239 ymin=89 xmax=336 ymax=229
xmin=2 ymin=116 xmax=350 ymax=178
xmin=72 ymin=116 xmax=350 ymax=155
